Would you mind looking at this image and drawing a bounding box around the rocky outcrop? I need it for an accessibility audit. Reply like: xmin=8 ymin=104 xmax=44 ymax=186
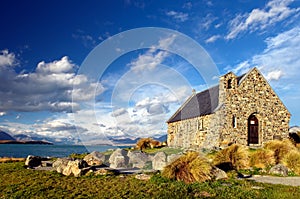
xmin=109 ymin=149 xmax=129 ymax=169
xmin=52 ymin=158 xmax=72 ymax=173
xmin=62 ymin=159 xmax=88 ymax=177
xmin=25 ymin=155 xmax=42 ymax=168
xmin=128 ymin=151 xmax=150 ymax=168
xmin=269 ymin=164 xmax=288 ymax=176
xmin=210 ymin=166 xmax=228 ymax=180
xmin=152 ymin=152 xmax=167 ymax=170
xmin=83 ymin=151 xmax=105 ymax=166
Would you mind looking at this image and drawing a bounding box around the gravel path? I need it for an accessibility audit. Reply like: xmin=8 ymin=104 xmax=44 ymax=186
xmin=249 ymin=175 xmax=300 ymax=187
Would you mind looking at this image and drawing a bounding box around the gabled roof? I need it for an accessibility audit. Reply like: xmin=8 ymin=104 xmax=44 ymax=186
xmin=167 ymin=72 xmax=247 ymax=123
xmin=167 ymin=85 xmax=219 ymax=123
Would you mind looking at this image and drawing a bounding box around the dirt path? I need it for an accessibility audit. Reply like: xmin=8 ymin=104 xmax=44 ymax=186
xmin=249 ymin=175 xmax=300 ymax=186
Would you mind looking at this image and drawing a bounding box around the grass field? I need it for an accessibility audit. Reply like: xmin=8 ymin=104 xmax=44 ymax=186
xmin=0 ymin=162 xmax=300 ymax=198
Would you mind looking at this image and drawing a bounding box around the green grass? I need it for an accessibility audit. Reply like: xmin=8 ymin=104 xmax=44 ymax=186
xmin=0 ymin=162 xmax=300 ymax=198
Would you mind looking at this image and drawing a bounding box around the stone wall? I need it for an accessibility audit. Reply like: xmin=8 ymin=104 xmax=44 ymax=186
xmin=167 ymin=68 xmax=290 ymax=149
xmin=218 ymin=68 xmax=290 ymax=147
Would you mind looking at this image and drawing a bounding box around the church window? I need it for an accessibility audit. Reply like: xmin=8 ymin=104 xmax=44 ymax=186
xmin=227 ymin=79 xmax=232 ymax=89
xmin=232 ymin=115 xmax=237 ymax=128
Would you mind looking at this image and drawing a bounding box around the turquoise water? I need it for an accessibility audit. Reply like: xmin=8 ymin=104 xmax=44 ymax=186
xmin=0 ymin=144 xmax=125 ymax=158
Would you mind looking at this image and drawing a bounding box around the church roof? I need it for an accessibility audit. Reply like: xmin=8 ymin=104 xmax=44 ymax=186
xmin=167 ymin=85 xmax=219 ymax=123
xmin=167 ymin=73 xmax=247 ymax=123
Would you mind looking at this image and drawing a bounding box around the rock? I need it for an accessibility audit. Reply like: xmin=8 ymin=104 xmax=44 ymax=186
xmin=167 ymin=153 xmax=181 ymax=163
xmin=152 ymin=152 xmax=167 ymax=170
xmin=62 ymin=159 xmax=88 ymax=177
xmin=128 ymin=151 xmax=150 ymax=168
xmin=135 ymin=173 xmax=151 ymax=181
xmin=109 ymin=149 xmax=129 ymax=169
xmin=41 ymin=161 xmax=53 ymax=167
xmin=52 ymin=158 xmax=72 ymax=173
xmin=210 ymin=166 xmax=228 ymax=180
xmin=83 ymin=151 xmax=105 ymax=166
xmin=25 ymin=155 xmax=42 ymax=168
xmin=269 ymin=164 xmax=288 ymax=176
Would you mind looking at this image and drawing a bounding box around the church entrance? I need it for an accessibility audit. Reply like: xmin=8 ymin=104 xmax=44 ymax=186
xmin=248 ymin=114 xmax=259 ymax=145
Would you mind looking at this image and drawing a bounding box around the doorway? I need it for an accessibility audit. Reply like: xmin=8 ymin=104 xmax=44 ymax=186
xmin=248 ymin=114 xmax=259 ymax=145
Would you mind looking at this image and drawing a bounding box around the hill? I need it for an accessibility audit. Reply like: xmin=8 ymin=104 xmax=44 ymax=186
xmin=0 ymin=130 xmax=16 ymax=141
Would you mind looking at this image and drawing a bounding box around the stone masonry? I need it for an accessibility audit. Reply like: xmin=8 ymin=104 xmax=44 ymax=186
xmin=167 ymin=68 xmax=290 ymax=149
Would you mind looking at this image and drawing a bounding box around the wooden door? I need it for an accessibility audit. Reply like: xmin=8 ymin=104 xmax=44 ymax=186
xmin=248 ymin=115 xmax=258 ymax=144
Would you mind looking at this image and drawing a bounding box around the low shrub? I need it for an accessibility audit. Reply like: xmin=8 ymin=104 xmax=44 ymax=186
xmin=162 ymin=152 xmax=212 ymax=183
xmin=282 ymin=150 xmax=300 ymax=175
xmin=263 ymin=139 xmax=297 ymax=164
xmin=136 ymin=138 xmax=161 ymax=151
xmin=213 ymin=144 xmax=249 ymax=171
xmin=249 ymin=148 xmax=275 ymax=169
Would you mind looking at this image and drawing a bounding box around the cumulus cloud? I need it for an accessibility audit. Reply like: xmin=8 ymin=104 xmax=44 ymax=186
xmin=0 ymin=50 xmax=17 ymax=67
xmin=0 ymin=54 xmax=104 ymax=112
xmin=166 ymin=10 xmax=189 ymax=22
xmin=266 ymin=70 xmax=284 ymax=81
xmin=226 ymin=0 xmax=299 ymax=39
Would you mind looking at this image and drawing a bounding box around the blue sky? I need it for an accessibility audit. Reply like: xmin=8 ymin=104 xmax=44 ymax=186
xmin=0 ymin=0 xmax=299 ymax=144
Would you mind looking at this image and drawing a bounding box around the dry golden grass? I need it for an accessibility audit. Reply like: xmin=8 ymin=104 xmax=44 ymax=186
xmin=213 ymin=144 xmax=249 ymax=170
xmin=135 ymin=138 xmax=161 ymax=151
xmin=0 ymin=157 xmax=25 ymax=163
xmin=282 ymin=149 xmax=300 ymax=175
xmin=162 ymin=152 xmax=212 ymax=183
xmin=249 ymin=148 xmax=275 ymax=169
xmin=263 ymin=139 xmax=297 ymax=164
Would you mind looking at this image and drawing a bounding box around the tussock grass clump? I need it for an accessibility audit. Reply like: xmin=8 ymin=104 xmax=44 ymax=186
xmin=282 ymin=150 xmax=300 ymax=175
xmin=162 ymin=152 xmax=212 ymax=183
xmin=249 ymin=148 xmax=275 ymax=169
xmin=136 ymin=138 xmax=161 ymax=151
xmin=213 ymin=144 xmax=249 ymax=171
xmin=263 ymin=139 xmax=297 ymax=164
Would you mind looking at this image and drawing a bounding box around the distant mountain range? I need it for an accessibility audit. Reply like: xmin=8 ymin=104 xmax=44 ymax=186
xmin=0 ymin=130 xmax=53 ymax=145
xmin=0 ymin=128 xmax=167 ymax=145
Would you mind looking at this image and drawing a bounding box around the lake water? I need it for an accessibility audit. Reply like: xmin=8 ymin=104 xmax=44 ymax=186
xmin=0 ymin=144 xmax=127 ymax=158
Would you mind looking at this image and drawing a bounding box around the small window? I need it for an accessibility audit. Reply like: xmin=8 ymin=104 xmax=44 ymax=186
xmin=227 ymin=79 xmax=232 ymax=89
xmin=197 ymin=119 xmax=203 ymax=130
xmin=232 ymin=115 xmax=237 ymax=128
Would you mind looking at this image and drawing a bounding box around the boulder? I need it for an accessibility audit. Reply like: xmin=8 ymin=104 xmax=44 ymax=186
xmin=152 ymin=152 xmax=167 ymax=170
xmin=210 ymin=166 xmax=228 ymax=180
xmin=62 ymin=159 xmax=88 ymax=177
xmin=269 ymin=164 xmax=288 ymax=176
xmin=167 ymin=153 xmax=181 ymax=163
xmin=109 ymin=149 xmax=129 ymax=169
xmin=52 ymin=158 xmax=72 ymax=173
xmin=25 ymin=155 xmax=42 ymax=168
xmin=128 ymin=151 xmax=150 ymax=168
xmin=135 ymin=173 xmax=151 ymax=181
xmin=83 ymin=151 xmax=105 ymax=166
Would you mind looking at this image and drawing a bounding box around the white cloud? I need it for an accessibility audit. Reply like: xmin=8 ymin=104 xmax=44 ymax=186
xmin=0 ymin=112 xmax=6 ymax=116
xmin=128 ymin=35 xmax=176 ymax=73
xmin=166 ymin=10 xmax=189 ymax=22
xmin=200 ymin=13 xmax=218 ymax=30
xmin=226 ymin=0 xmax=298 ymax=39
xmin=266 ymin=70 xmax=284 ymax=80
xmin=0 ymin=49 xmax=17 ymax=67
xmin=205 ymin=35 xmax=221 ymax=43
xmin=0 ymin=54 xmax=104 ymax=112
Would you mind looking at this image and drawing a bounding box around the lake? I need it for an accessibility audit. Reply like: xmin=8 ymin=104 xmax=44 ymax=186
xmin=0 ymin=144 xmax=127 ymax=158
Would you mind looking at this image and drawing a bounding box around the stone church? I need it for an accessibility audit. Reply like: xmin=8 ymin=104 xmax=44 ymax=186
xmin=167 ymin=68 xmax=290 ymax=149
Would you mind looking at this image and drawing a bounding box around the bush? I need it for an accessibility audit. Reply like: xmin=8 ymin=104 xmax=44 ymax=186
xmin=162 ymin=152 xmax=212 ymax=183
xmin=249 ymin=148 xmax=275 ymax=169
xmin=213 ymin=144 xmax=249 ymax=171
xmin=136 ymin=138 xmax=161 ymax=151
xmin=282 ymin=150 xmax=300 ymax=175
xmin=263 ymin=139 xmax=297 ymax=164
